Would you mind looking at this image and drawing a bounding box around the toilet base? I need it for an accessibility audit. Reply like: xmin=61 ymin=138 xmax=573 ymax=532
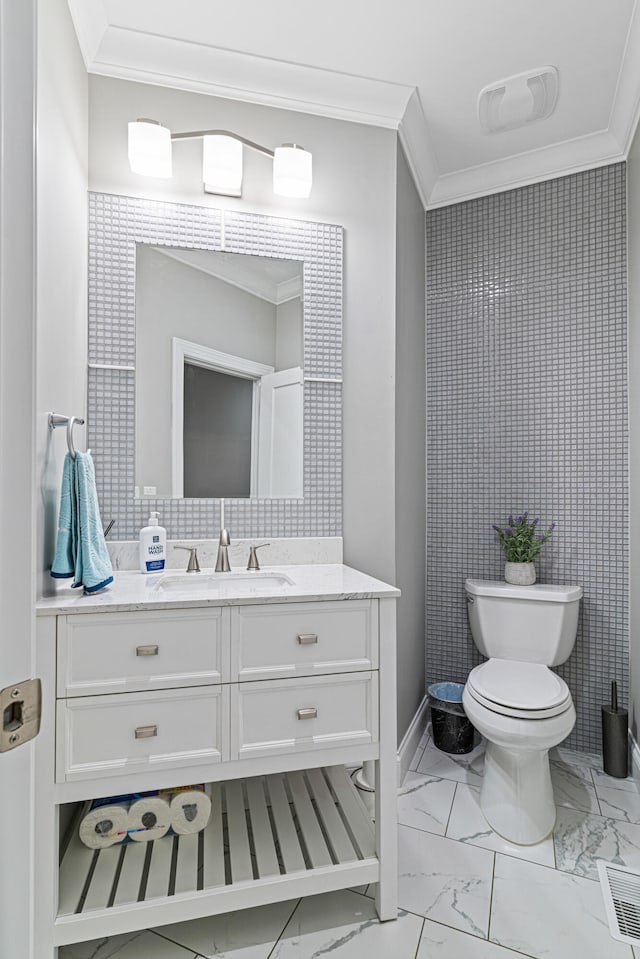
xmin=480 ymin=741 xmax=556 ymax=845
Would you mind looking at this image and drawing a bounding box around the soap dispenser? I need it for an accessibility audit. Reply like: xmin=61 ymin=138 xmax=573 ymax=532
xmin=139 ymin=511 xmax=167 ymax=573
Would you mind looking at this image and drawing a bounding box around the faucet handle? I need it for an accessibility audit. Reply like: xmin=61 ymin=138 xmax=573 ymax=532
xmin=175 ymin=545 xmax=201 ymax=573
xmin=247 ymin=543 xmax=270 ymax=571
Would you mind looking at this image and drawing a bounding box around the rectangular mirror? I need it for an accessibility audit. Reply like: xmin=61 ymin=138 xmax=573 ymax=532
xmin=135 ymin=247 xmax=304 ymax=499
xmin=87 ymin=193 xmax=343 ymax=541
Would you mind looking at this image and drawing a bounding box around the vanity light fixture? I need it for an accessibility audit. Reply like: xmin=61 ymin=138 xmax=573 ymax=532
xmin=202 ymin=134 xmax=243 ymax=197
xmin=127 ymin=119 xmax=313 ymax=199
xmin=273 ymin=144 xmax=313 ymax=199
xmin=128 ymin=119 xmax=172 ymax=178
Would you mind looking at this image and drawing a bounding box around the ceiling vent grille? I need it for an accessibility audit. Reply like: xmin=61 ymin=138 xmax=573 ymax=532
xmin=478 ymin=66 xmax=558 ymax=135
xmin=598 ymin=860 xmax=640 ymax=945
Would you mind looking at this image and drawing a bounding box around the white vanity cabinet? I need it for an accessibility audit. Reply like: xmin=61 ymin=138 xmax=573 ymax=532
xmin=34 ymin=568 xmax=398 ymax=956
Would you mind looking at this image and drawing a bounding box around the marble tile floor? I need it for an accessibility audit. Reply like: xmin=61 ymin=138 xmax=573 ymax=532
xmin=61 ymin=736 xmax=640 ymax=959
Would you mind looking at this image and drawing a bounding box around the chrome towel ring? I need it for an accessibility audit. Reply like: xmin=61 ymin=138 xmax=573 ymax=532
xmin=48 ymin=412 xmax=85 ymax=459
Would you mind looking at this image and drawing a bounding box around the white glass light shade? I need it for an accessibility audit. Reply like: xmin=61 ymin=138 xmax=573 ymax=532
xmin=128 ymin=120 xmax=172 ymax=178
xmin=273 ymin=145 xmax=312 ymax=198
xmin=202 ymin=135 xmax=243 ymax=196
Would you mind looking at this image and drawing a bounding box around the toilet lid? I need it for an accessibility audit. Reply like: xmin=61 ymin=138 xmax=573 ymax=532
xmin=467 ymin=659 xmax=570 ymax=712
xmin=466 ymin=683 xmax=572 ymax=720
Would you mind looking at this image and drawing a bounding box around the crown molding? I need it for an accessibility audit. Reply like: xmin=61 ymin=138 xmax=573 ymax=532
xmin=276 ymin=276 xmax=303 ymax=304
xmin=75 ymin=12 xmax=413 ymax=129
xmin=66 ymin=0 xmax=107 ymax=66
xmin=154 ymin=247 xmax=302 ymax=304
xmin=609 ymin=0 xmax=640 ymax=157
xmin=427 ymin=128 xmax=624 ymax=208
xmin=398 ymin=89 xmax=438 ymax=209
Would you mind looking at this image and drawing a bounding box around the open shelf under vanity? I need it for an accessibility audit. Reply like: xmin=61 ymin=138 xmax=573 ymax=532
xmin=55 ymin=765 xmax=378 ymax=947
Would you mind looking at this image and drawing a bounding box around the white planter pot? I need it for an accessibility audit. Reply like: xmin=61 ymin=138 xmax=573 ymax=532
xmin=504 ymin=561 xmax=536 ymax=586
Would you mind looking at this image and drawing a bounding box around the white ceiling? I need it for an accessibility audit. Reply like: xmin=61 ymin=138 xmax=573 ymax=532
xmin=67 ymin=0 xmax=640 ymax=208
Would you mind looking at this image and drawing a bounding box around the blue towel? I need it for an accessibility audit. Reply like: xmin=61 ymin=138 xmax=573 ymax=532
xmin=51 ymin=453 xmax=75 ymax=579
xmin=51 ymin=452 xmax=113 ymax=593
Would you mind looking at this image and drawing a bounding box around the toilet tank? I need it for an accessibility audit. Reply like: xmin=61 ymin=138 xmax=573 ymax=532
xmin=465 ymin=579 xmax=582 ymax=666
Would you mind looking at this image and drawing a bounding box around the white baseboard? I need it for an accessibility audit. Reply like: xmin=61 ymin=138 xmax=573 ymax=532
xmin=397 ymin=695 xmax=429 ymax=786
xmin=348 ymin=698 xmax=429 ymax=795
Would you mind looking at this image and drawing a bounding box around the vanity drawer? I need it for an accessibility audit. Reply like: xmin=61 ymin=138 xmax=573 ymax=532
xmin=230 ymin=600 xmax=378 ymax=681
xmin=57 ymin=608 xmax=229 ymax=697
xmin=231 ymin=672 xmax=378 ymax=760
xmin=56 ymin=685 xmax=229 ymax=782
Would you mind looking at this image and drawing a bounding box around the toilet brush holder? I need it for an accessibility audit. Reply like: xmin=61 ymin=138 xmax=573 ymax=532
xmin=601 ymin=680 xmax=628 ymax=779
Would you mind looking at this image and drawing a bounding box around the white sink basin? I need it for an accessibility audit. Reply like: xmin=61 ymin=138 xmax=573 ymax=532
xmin=155 ymin=570 xmax=295 ymax=594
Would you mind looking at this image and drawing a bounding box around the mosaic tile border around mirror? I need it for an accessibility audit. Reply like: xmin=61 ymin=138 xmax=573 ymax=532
xmin=88 ymin=192 xmax=343 ymax=540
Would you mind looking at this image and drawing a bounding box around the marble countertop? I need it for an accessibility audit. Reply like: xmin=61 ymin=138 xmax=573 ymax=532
xmin=36 ymin=564 xmax=400 ymax=615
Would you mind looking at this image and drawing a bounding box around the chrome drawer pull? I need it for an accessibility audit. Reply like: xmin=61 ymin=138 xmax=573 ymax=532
xmin=136 ymin=645 xmax=159 ymax=656
xmin=134 ymin=724 xmax=158 ymax=739
xmin=297 ymin=633 xmax=318 ymax=645
xmin=297 ymin=707 xmax=318 ymax=720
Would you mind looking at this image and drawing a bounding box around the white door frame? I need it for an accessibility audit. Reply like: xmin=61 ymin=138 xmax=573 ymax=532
xmin=0 ymin=1 xmax=38 ymax=955
xmin=171 ymin=337 xmax=273 ymax=497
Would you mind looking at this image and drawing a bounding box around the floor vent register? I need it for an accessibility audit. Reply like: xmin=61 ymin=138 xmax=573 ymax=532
xmin=598 ymin=860 xmax=640 ymax=945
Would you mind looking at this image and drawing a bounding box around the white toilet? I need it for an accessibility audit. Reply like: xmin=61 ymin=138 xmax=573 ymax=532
xmin=462 ymin=578 xmax=582 ymax=845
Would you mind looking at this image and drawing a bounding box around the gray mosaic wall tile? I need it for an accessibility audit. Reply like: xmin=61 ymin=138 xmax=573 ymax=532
xmin=425 ymin=164 xmax=628 ymax=752
xmin=88 ymin=193 xmax=342 ymax=541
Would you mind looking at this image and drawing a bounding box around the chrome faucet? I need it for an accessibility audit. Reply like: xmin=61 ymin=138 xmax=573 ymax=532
xmin=215 ymin=528 xmax=231 ymax=572
xmin=176 ymin=545 xmax=201 ymax=573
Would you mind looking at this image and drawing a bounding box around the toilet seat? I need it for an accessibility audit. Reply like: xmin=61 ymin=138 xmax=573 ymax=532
xmin=466 ymin=659 xmax=572 ymax=720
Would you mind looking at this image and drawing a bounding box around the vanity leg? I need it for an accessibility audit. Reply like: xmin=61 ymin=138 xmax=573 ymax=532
xmin=374 ymin=597 xmax=397 ymax=921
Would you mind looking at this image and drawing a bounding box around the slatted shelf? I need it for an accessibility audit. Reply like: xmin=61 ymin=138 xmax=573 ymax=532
xmin=57 ymin=765 xmax=377 ymax=934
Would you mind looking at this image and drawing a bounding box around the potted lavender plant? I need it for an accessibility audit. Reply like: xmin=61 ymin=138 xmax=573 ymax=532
xmin=492 ymin=512 xmax=556 ymax=585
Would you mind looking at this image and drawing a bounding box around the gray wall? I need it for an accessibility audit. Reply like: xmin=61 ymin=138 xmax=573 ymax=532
xmin=276 ymin=297 xmax=303 ymax=371
xmin=88 ymin=76 xmax=397 ymax=583
xmin=628 ymin=132 xmax=640 ymax=748
xmin=35 ymin=0 xmax=88 ymax=595
xmin=395 ymin=143 xmax=427 ymax=738
xmin=425 ymin=164 xmax=627 ymax=753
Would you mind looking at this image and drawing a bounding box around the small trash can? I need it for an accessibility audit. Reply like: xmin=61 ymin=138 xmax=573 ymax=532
xmin=428 ymin=682 xmax=475 ymax=754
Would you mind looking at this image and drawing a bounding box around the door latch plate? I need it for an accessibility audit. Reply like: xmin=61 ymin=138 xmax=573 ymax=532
xmin=0 ymin=678 xmax=41 ymax=752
